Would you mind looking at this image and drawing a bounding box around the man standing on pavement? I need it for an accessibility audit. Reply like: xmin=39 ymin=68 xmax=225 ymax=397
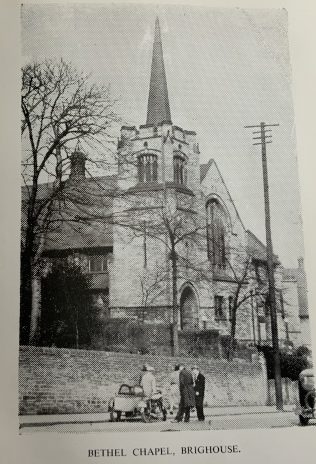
xmin=192 ymin=365 xmax=205 ymax=421
xmin=169 ymin=364 xmax=180 ymax=415
xmin=172 ymin=365 xmax=195 ymax=423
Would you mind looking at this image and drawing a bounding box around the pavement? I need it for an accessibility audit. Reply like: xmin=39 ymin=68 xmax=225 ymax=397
xmin=19 ymin=404 xmax=312 ymax=433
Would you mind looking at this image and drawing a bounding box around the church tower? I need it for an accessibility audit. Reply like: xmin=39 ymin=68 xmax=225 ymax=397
xmin=117 ymin=17 xmax=201 ymax=194
xmin=111 ymin=17 xmax=202 ymax=318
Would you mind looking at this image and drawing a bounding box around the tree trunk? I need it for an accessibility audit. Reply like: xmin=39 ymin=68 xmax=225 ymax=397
xmin=171 ymin=248 xmax=179 ymax=357
xmin=20 ymin=250 xmax=32 ymax=344
xmin=54 ymin=145 xmax=62 ymax=189
xmin=22 ymin=193 xmax=50 ymax=345
xmin=21 ymin=195 xmax=38 ymax=344
xmin=75 ymin=317 xmax=79 ymax=349
xmin=228 ymin=303 xmax=238 ymax=361
xmin=28 ymin=265 xmax=42 ymax=345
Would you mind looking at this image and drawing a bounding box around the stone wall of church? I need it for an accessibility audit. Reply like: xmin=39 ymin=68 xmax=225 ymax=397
xmin=111 ymin=123 xmax=279 ymax=345
xmin=19 ymin=346 xmax=268 ymax=415
xmin=111 ymin=191 xmax=171 ymax=309
xmin=111 ymin=185 xmax=204 ymax=311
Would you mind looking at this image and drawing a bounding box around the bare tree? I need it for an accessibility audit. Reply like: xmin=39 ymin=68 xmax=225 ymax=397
xmin=218 ymin=252 xmax=285 ymax=360
xmin=224 ymin=255 xmax=256 ymax=360
xmin=139 ymin=265 xmax=168 ymax=323
xmin=21 ymin=58 xmax=119 ymax=344
xmin=80 ymin=183 xmax=280 ymax=358
xmin=111 ymin=190 xmax=207 ymax=356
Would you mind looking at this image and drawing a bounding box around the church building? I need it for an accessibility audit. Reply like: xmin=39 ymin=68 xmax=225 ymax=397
xmin=29 ymin=18 xmax=308 ymax=353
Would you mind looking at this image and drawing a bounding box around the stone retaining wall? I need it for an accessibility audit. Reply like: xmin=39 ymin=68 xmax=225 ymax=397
xmin=19 ymin=346 xmax=268 ymax=415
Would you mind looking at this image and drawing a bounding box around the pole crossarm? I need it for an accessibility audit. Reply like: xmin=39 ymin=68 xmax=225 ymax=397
xmin=252 ymin=129 xmax=272 ymax=134
xmin=246 ymin=122 xmax=278 ymax=147
xmin=244 ymin=123 xmax=279 ymax=128
xmin=253 ymin=135 xmax=272 ymax=139
xmin=253 ymin=141 xmax=272 ymax=145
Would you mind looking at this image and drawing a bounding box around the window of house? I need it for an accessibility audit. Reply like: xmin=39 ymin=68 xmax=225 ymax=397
xmin=255 ymin=263 xmax=267 ymax=284
xmin=214 ymin=295 xmax=225 ymax=320
xmin=138 ymin=154 xmax=158 ymax=183
xmin=173 ymin=155 xmax=187 ymax=185
xmin=206 ymin=199 xmax=227 ymax=267
xmin=88 ymin=255 xmax=107 ymax=273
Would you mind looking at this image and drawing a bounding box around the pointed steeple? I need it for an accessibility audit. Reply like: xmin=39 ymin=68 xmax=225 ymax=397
xmin=146 ymin=17 xmax=172 ymax=125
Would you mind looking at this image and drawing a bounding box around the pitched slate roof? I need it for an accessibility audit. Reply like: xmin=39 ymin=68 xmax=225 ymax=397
xmin=200 ymin=159 xmax=214 ymax=182
xmin=246 ymin=229 xmax=279 ymax=263
xmin=22 ymin=175 xmax=117 ymax=253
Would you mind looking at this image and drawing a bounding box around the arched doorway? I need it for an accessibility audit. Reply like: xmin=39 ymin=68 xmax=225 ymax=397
xmin=179 ymin=286 xmax=199 ymax=330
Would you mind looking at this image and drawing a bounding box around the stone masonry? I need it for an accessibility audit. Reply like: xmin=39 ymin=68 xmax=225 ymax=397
xmin=19 ymin=346 xmax=268 ymax=415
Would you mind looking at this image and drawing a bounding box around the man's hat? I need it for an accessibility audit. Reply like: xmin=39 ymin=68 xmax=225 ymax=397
xmin=146 ymin=365 xmax=155 ymax=372
xmin=192 ymin=365 xmax=199 ymax=370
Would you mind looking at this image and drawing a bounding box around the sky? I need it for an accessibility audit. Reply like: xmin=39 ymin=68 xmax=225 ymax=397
xmin=21 ymin=3 xmax=304 ymax=268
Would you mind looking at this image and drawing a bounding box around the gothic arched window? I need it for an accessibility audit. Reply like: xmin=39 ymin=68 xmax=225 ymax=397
xmin=206 ymin=199 xmax=227 ymax=268
xmin=138 ymin=154 xmax=158 ymax=183
xmin=173 ymin=155 xmax=187 ymax=185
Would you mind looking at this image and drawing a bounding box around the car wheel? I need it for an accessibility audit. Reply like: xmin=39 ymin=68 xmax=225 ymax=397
xmin=305 ymin=390 xmax=316 ymax=409
xmin=299 ymin=415 xmax=309 ymax=426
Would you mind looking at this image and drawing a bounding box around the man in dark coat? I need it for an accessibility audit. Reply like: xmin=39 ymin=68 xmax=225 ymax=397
xmin=172 ymin=365 xmax=195 ymax=422
xmin=192 ymin=365 xmax=205 ymax=421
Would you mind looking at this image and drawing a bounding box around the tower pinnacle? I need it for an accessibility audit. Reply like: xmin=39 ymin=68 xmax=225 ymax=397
xmin=146 ymin=17 xmax=172 ymax=125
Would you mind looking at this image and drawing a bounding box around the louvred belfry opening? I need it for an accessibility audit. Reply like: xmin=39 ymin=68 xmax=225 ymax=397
xmin=146 ymin=17 xmax=172 ymax=125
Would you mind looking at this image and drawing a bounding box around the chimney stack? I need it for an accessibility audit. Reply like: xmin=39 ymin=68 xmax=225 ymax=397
xmin=69 ymin=149 xmax=87 ymax=181
xmin=298 ymin=257 xmax=304 ymax=269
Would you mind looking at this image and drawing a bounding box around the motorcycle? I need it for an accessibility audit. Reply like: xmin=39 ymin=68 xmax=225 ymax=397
xmin=142 ymin=390 xmax=167 ymax=422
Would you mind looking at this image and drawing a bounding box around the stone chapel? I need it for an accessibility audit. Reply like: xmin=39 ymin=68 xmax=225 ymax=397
xmin=25 ymin=17 xmax=310 ymax=352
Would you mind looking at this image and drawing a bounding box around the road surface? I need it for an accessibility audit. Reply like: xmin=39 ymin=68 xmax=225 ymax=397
xmin=19 ymin=409 xmax=315 ymax=434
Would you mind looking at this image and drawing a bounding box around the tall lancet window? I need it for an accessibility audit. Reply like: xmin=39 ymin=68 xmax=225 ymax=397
xmin=206 ymin=199 xmax=227 ymax=268
xmin=138 ymin=154 xmax=158 ymax=183
xmin=173 ymin=155 xmax=187 ymax=185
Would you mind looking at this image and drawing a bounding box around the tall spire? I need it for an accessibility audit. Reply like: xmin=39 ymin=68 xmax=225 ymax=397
xmin=146 ymin=17 xmax=172 ymax=125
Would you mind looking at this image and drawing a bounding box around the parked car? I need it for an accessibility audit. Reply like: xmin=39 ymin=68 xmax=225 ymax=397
xmin=108 ymin=384 xmax=167 ymax=422
xmin=297 ymin=368 xmax=315 ymax=426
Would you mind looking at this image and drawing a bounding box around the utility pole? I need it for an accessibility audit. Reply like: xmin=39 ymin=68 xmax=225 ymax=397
xmin=245 ymin=122 xmax=283 ymax=411
xmin=250 ymin=290 xmax=256 ymax=345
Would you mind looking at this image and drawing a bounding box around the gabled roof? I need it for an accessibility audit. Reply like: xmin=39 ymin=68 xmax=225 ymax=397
xmin=246 ymin=229 xmax=279 ymax=263
xmin=200 ymin=159 xmax=214 ymax=182
xmin=200 ymin=158 xmax=246 ymax=232
xmin=22 ymin=175 xmax=117 ymax=252
xmin=200 ymin=159 xmax=280 ymax=266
